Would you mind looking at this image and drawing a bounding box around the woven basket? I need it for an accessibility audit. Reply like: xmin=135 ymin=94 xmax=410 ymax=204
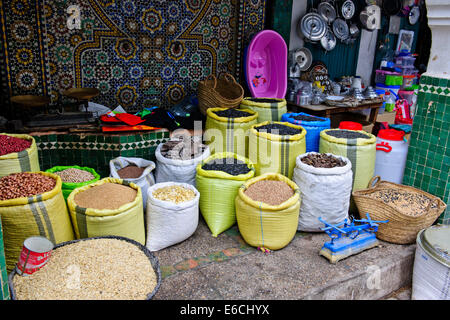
xmin=198 ymin=73 xmax=244 ymax=115
xmin=352 ymin=176 xmax=447 ymax=244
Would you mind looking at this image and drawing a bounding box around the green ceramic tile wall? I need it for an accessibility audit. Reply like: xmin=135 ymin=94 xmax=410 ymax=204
xmin=33 ymin=131 xmax=170 ymax=177
xmin=403 ymin=75 xmax=450 ymax=224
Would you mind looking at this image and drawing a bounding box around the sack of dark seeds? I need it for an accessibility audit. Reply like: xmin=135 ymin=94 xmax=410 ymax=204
xmin=196 ymin=152 xmax=255 ymax=237
xmin=293 ymin=152 xmax=352 ymax=232
xmin=204 ymin=107 xmax=258 ymax=157
xmin=155 ymin=135 xmax=210 ymax=186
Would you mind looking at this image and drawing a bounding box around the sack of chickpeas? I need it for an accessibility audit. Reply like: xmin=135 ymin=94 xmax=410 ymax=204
xmin=46 ymin=165 xmax=101 ymax=200
xmin=145 ymin=182 xmax=200 ymax=251
xmin=0 ymin=172 xmax=75 ymax=272
xmin=0 ymin=133 xmax=40 ymax=178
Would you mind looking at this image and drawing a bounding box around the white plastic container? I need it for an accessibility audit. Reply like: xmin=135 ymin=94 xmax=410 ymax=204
xmin=412 ymin=225 xmax=449 ymax=300
xmin=374 ymin=129 xmax=409 ymax=184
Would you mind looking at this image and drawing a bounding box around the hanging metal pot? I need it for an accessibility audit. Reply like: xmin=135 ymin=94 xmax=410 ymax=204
xmin=332 ymin=18 xmax=349 ymax=41
xmin=320 ymin=28 xmax=337 ymax=51
xmin=318 ymin=2 xmax=337 ymax=24
xmin=409 ymin=5 xmax=420 ymax=25
xmin=360 ymin=5 xmax=380 ymax=30
xmin=295 ymin=47 xmax=313 ymax=71
xmin=340 ymin=0 xmax=356 ymax=20
xmin=299 ymin=12 xmax=327 ymax=42
xmin=349 ymin=23 xmax=360 ymax=39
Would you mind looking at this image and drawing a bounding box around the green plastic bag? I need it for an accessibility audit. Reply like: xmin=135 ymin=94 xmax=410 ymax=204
xmin=196 ymin=152 xmax=255 ymax=237
xmin=46 ymin=166 xmax=101 ymax=200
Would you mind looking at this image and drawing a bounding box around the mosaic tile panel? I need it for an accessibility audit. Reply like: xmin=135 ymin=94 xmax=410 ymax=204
xmin=0 ymin=0 xmax=266 ymax=113
xmin=403 ymin=75 xmax=450 ymax=224
xmin=33 ymin=130 xmax=170 ymax=177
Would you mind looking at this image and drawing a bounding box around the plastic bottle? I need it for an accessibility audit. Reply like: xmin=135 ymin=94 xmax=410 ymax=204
xmin=384 ymin=91 xmax=396 ymax=112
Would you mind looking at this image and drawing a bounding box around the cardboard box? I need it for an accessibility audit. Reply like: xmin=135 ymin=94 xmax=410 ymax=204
xmin=376 ymin=112 xmax=396 ymax=124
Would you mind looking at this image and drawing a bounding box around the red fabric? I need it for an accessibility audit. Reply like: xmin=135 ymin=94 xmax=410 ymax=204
xmin=115 ymin=113 xmax=145 ymax=126
xmin=100 ymin=114 xmax=121 ymax=123
xmin=101 ymin=125 xmax=161 ymax=132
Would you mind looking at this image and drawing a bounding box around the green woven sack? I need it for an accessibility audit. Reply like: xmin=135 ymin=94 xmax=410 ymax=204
xmin=46 ymin=166 xmax=101 ymax=199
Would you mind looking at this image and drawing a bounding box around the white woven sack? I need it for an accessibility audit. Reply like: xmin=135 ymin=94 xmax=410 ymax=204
xmin=109 ymin=156 xmax=156 ymax=210
xmin=293 ymin=152 xmax=353 ymax=232
xmin=154 ymin=143 xmax=210 ymax=186
xmin=146 ymin=182 xmax=200 ymax=251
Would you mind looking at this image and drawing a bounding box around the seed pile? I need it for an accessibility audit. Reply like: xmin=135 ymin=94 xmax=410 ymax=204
xmin=153 ymin=185 xmax=196 ymax=204
xmin=326 ymin=129 xmax=370 ymax=139
xmin=244 ymin=180 xmax=294 ymax=206
xmin=0 ymin=135 xmax=32 ymax=156
xmin=117 ymin=165 xmax=145 ymax=179
xmin=365 ymin=188 xmax=438 ymax=217
xmin=74 ymin=182 xmax=137 ymax=210
xmin=301 ymin=153 xmax=346 ymax=168
xmin=0 ymin=173 xmax=56 ymax=200
xmin=12 ymin=238 xmax=158 ymax=300
xmin=247 ymin=98 xmax=280 ymax=103
xmin=53 ymin=168 xmax=95 ymax=183
xmin=293 ymin=115 xmax=326 ymax=122
xmin=255 ymin=123 xmax=302 ymax=136
xmin=214 ymin=109 xmax=252 ymax=118
xmin=160 ymin=136 xmax=206 ymax=160
xmin=201 ymin=157 xmax=251 ymax=176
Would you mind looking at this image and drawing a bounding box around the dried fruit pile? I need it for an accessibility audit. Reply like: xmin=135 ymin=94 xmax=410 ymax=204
xmin=213 ymin=109 xmax=252 ymax=118
xmin=152 ymin=185 xmax=196 ymax=204
xmin=0 ymin=135 xmax=32 ymax=156
xmin=300 ymin=153 xmax=346 ymax=168
xmin=12 ymin=238 xmax=158 ymax=300
xmin=244 ymin=180 xmax=294 ymax=206
xmin=326 ymin=129 xmax=370 ymax=139
xmin=117 ymin=165 xmax=145 ymax=179
xmin=292 ymin=114 xmax=326 ymax=122
xmin=255 ymin=123 xmax=302 ymax=135
xmin=160 ymin=136 xmax=206 ymax=160
xmin=201 ymin=157 xmax=251 ymax=176
xmin=0 ymin=173 xmax=56 ymax=200
xmin=53 ymin=168 xmax=95 ymax=183
xmin=365 ymin=188 xmax=437 ymax=217
xmin=74 ymin=182 xmax=137 ymax=210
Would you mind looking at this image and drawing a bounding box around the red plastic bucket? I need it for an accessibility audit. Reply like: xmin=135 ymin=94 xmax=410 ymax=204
xmin=16 ymin=236 xmax=54 ymax=276
xmin=339 ymin=121 xmax=363 ymax=131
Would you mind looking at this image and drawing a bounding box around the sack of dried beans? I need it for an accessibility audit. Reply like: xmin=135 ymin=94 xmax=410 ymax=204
xmin=0 ymin=172 xmax=74 ymax=272
xmin=239 ymin=97 xmax=287 ymax=123
xmin=293 ymin=152 xmax=353 ymax=232
xmin=204 ymin=107 xmax=258 ymax=157
xmin=145 ymin=182 xmax=200 ymax=251
xmin=46 ymin=165 xmax=100 ymax=200
xmin=67 ymin=178 xmax=145 ymax=245
xmin=196 ymin=152 xmax=255 ymax=237
xmin=248 ymin=121 xmax=306 ymax=179
xmin=155 ymin=135 xmax=210 ymax=186
xmin=109 ymin=157 xmax=156 ymax=210
xmin=235 ymin=173 xmax=300 ymax=251
xmin=0 ymin=133 xmax=40 ymax=178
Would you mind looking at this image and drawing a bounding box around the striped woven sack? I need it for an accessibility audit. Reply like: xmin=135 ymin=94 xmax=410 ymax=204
xmin=0 ymin=133 xmax=40 ymax=178
xmin=239 ymin=97 xmax=287 ymax=123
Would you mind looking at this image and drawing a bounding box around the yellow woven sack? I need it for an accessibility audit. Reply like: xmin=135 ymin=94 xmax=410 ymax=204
xmin=0 ymin=133 xmax=40 ymax=178
xmin=236 ymin=173 xmax=300 ymax=251
xmin=196 ymin=152 xmax=255 ymax=237
xmin=67 ymin=178 xmax=145 ymax=245
xmin=239 ymin=97 xmax=287 ymax=122
xmin=248 ymin=121 xmax=306 ymax=179
xmin=0 ymin=172 xmax=74 ymax=272
xmin=204 ymin=107 xmax=258 ymax=157
xmin=319 ymin=129 xmax=376 ymax=192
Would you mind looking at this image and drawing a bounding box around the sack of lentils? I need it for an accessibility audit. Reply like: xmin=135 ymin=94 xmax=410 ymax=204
xmin=109 ymin=157 xmax=156 ymax=210
xmin=46 ymin=166 xmax=100 ymax=200
xmin=239 ymin=97 xmax=287 ymax=122
xmin=196 ymin=152 xmax=255 ymax=237
xmin=0 ymin=172 xmax=75 ymax=272
xmin=67 ymin=178 xmax=145 ymax=245
xmin=9 ymin=236 xmax=161 ymax=300
xmin=235 ymin=173 xmax=300 ymax=251
xmin=155 ymin=135 xmax=210 ymax=186
xmin=293 ymin=152 xmax=353 ymax=232
xmin=146 ymin=182 xmax=200 ymax=251
xmin=248 ymin=121 xmax=306 ymax=179
xmin=204 ymin=107 xmax=258 ymax=157
xmin=0 ymin=133 xmax=40 ymax=178
xmin=281 ymin=112 xmax=331 ymax=152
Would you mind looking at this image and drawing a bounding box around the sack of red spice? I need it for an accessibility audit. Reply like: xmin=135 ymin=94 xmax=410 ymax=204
xmin=0 ymin=133 xmax=40 ymax=178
